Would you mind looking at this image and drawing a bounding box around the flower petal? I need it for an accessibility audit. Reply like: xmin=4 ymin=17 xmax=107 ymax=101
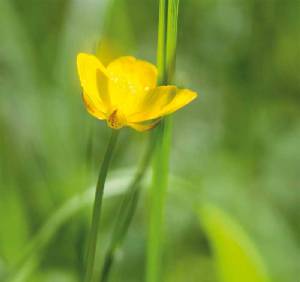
xmin=107 ymin=56 xmax=157 ymax=115
xmin=162 ymin=88 xmax=198 ymax=115
xmin=127 ymin=121 xmax=159 ymax=132
xmin=77 ymin=53 xmax=110 ymax=114
xmin=82 ymin=92 xmax=106 ymax=120
xmin=128 ymin=86 xmax=197 ymax=122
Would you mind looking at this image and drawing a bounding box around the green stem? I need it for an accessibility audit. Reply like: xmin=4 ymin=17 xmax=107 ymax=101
xmin=84 ymin=129 xmax=119 ymax=282
xmin=100 ymin=133 xmax=156 ymax=282
xmin=147 ymin=119 xmax=172 ymax=282
xmin=156 ymin=0 xmax=168 ymax=84
xmin=146 ymin=0 xmax=179 ymax=282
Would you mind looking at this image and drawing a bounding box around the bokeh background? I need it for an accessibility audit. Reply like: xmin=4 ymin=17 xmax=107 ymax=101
xmin=0 ymin=0 xmax=299 ymax=281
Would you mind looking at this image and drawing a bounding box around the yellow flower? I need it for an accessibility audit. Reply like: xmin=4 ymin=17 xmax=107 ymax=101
xmin=77 ymin=53 xmax=197 ymax=132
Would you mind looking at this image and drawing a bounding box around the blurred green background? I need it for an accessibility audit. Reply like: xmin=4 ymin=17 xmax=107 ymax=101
xmin=0 ymin=0 xmax=299 ymax=281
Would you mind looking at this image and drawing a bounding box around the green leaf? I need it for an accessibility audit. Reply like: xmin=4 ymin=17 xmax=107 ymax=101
xmin=199 ymin=203 xmax=271 ymax=282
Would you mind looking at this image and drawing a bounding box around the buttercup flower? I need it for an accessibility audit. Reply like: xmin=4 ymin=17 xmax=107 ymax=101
xmin=77 ymin=53 xmax=197 ymax=131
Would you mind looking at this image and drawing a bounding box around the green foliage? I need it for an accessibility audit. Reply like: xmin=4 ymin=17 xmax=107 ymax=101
xmin=0 ymin=0 xmax=300 ymax=281
xmin=199 ymin=204 xmax=271 ymax=282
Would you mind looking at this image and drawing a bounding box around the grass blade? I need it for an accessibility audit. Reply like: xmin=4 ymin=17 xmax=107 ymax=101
xmin=146 ymin=1 xmax=180 ymax=282
xmin=199 ymin=204 xmax=271 ymax=282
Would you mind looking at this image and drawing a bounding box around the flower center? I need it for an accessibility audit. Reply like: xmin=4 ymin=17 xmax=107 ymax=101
xmin=107 ymin=109 xmax=126 ymax=129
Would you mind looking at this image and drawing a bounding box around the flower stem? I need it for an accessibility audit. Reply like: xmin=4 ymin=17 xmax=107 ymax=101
xmin=84 ymin=129 xmax=119 ymax=282
xmin=100 ymin=133 xmax=156 ymax=282
xmin=146 ymin=0 xmax=179 ymax=282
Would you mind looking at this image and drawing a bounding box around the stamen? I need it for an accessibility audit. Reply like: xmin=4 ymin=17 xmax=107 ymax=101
xmin=107 ymin=109 xmax=126 ymax=129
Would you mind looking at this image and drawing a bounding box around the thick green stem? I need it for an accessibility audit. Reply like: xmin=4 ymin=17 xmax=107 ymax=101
xmin=146 ymin=0 xmax=179 ymax=282
xmin=84 ymin=129 xmax=119 ymax=282
xmin=147 ymin=119 xmax=172 ymax=282
xmin=100 ymin=133 xmax=156 ymax=282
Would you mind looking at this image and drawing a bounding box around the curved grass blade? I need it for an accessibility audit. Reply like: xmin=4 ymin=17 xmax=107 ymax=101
xmin=199 ymin=203 xmax=271 ymax=282
xmin=6 ymin=168 xmax=135 ymax=282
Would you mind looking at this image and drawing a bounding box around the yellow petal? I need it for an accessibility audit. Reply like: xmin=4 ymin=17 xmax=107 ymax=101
xmin=162 ymin=88 xmax=198 ymax=115
xmin=107 ymin=56 xmax=158 ymax=115
xmin=128 ymin=86 xmax=197 ymax=122
xmin=127 ymin=121 xmax=159 ymax=132
xmin=77 ymin=53 xmax=110 ymax=114
xmin=82 ymin=92 xmax=106 ymax=120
